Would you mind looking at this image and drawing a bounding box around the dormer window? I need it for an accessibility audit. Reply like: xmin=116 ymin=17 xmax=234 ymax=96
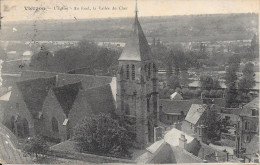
xmin=126 ymin=65 xmax=130 ymax=79
xmin=132 ymin=64 xmax=135 ymax=80
xmin=252 ymin=109 xmax=257 ymax=116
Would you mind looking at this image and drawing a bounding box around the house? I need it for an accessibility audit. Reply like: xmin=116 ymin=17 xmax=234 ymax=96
xmin=218 ymin=107 xmax=242 ymax=126
xmin=238 ymin=97 xmax=259 ymax=162
xmin=135 ymin=127 xmax=237 ymax=163
xmin=159 ymin=99 xmax=202 ymax=125
xmin=182 ymin=104 xmax=209 ymax=143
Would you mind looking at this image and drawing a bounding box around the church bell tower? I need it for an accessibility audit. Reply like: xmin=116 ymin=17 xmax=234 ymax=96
xmin=116 ymin=0 xmax=159 ymax=148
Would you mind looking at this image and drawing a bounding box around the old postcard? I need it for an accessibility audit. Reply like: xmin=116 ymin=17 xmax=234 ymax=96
xmin=0 ymin=0 xmax=259 ymax=164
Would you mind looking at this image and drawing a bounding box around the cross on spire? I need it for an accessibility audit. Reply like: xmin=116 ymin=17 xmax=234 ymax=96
xmin=135 ymin=0 xmax=138 ymax=18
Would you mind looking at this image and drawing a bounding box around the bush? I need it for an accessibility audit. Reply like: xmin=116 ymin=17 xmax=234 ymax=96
xmin=23 ymin=135 xmax=49 ymax=159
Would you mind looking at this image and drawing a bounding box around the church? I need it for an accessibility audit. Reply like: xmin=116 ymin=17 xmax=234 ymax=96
xmin=2 ymin=4 xmax=159 ymax=149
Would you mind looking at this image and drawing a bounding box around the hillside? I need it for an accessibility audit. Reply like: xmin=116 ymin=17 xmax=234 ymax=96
xmin=0 ymin=13 xmax=258 ymax=43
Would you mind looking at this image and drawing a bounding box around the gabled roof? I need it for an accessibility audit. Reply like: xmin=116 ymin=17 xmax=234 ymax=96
xmin=240 ymin=97 xmax=259 ymax=117
xmin=80 ymin=84 xmax=116 ymax=115
xmin=16 ymin=76 xmax=56 ymax=118
xmin=185 ymin=104 xmax=207 ymax=125
xmin=52 ymin=82 xmax=83 ymax=117
xmin=118 ymin=15 xmax=152 ymax=61
xmin=160 ymin=99 xmax=203 ymax=115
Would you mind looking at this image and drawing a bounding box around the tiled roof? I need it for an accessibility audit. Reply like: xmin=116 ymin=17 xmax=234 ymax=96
xmin=160 ymin=99 xmax=203 ymax=115
xmin=185 ymin=104 xmax=207 ymax=125
xmin=118 ymin=15 xmax=151 ymax=61
xmin=80 ymin=84 xmax=116 ymax=115
xmin=53 ymin=82 xmax=83 ymax=117
xmin=20 ymin=70 xmax=113 ymax=90
xmin=16 ymin=76 xmax=56 ymax=118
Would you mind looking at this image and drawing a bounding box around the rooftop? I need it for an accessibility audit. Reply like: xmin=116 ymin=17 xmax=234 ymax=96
xmin=185 ymin=104 xmax=207 ymax=125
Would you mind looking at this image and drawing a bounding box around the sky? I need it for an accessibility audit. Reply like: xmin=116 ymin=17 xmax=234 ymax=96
xmin=1 ymin=0 xmax=259 ymax=22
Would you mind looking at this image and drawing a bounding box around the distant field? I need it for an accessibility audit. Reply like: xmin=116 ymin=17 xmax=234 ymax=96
xmin=1 ymin=13 xmax=258 ymax=43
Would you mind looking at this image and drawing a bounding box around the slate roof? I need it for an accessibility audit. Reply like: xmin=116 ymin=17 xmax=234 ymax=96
xmin=118 ymin=14 xmax=152 ymax=61
xmin=20 ymin=70 xmax=113 ymax=90
xmin=160 ymin=99 xmax=203 ymax=115
xmin=240 ymin=97 xmax=259 ymax=117
xmin=16 ymin=76 xmax=56 ymax=118
xmin=185 ymin=104 xmax=207 ymax=125
xmin=80 ymin=84 xmax=116 ymax=115
xmin=171 ymin=146 xmax=203 ymax=163
xmin=52 ymin=82 xmax=83 ymax=117
xmin=245 ymin=134 xmax=259 ymax=156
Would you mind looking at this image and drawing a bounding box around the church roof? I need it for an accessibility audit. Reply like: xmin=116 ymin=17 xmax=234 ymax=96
xmin=16 ymin=76 xmax=56 ymax=118
xmin=20 ymin=70 xmax=113 ymax=90
xmin=81 ymin=84 xmax=116 ymax=115
xmin=118 ymin=14 xmax=152 ymax=61
xmin=52 ymin=82 xmax=83 ymax=117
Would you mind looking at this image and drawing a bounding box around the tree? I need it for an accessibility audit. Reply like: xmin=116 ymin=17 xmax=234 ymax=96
xmin=73 ymin=113 xmax=131 ymax=158
xmin=206 ymin=108 xmax=221 ymax=141
xmin=29 ymin=48 xmax=54 ymax=71
xmin=29 ymin=40 xmax=120 ymax=75
xmin=225 ymin=55 xmax=241 ymax=107
xmin=23 ymin=135 xmax=49 ymax=160
xmin=200 ymin=75 xmax=214 ymax=90
xmin=167 ymin=75 xmax=180 ymax=90
xmin=238 ymin=62 xmax=255 ymax=91
xmin=200 ymin=75 xmax=220 ymax=91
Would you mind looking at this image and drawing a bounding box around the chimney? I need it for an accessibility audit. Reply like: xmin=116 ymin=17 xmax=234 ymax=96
xmin=179 ymin=134 xmax=187 ymax=149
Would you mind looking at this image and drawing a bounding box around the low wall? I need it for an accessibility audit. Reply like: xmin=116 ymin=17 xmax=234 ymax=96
xmin=46 ymin=148 xmax=135 ymax=163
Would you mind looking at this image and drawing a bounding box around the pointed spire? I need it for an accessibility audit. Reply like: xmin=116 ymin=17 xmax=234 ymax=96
xmin=118 ymin=0 xmax=152 ymax=61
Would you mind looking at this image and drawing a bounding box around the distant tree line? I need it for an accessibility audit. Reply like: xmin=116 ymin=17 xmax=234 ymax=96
xmin=29 ymin=40 xmax=120 ymax=76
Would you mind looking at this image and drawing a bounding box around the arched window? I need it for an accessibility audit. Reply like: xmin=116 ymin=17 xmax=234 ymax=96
xmin=132 ymin=64 xmax=135 ymax=80
xmin=10 ymin=116 xmax=15 ymax=133
xmin=148 ymin=63 xmax=151 ymax=79
xmin=52 ymin=117 xmax=59 ymax=133
xmin=126 ymin=65 xmax=130 ymax=79
xmin=23 ymin=118 xmax=29 ymax=137
xmin=153 ymin=63 xmax=156 ymax=72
